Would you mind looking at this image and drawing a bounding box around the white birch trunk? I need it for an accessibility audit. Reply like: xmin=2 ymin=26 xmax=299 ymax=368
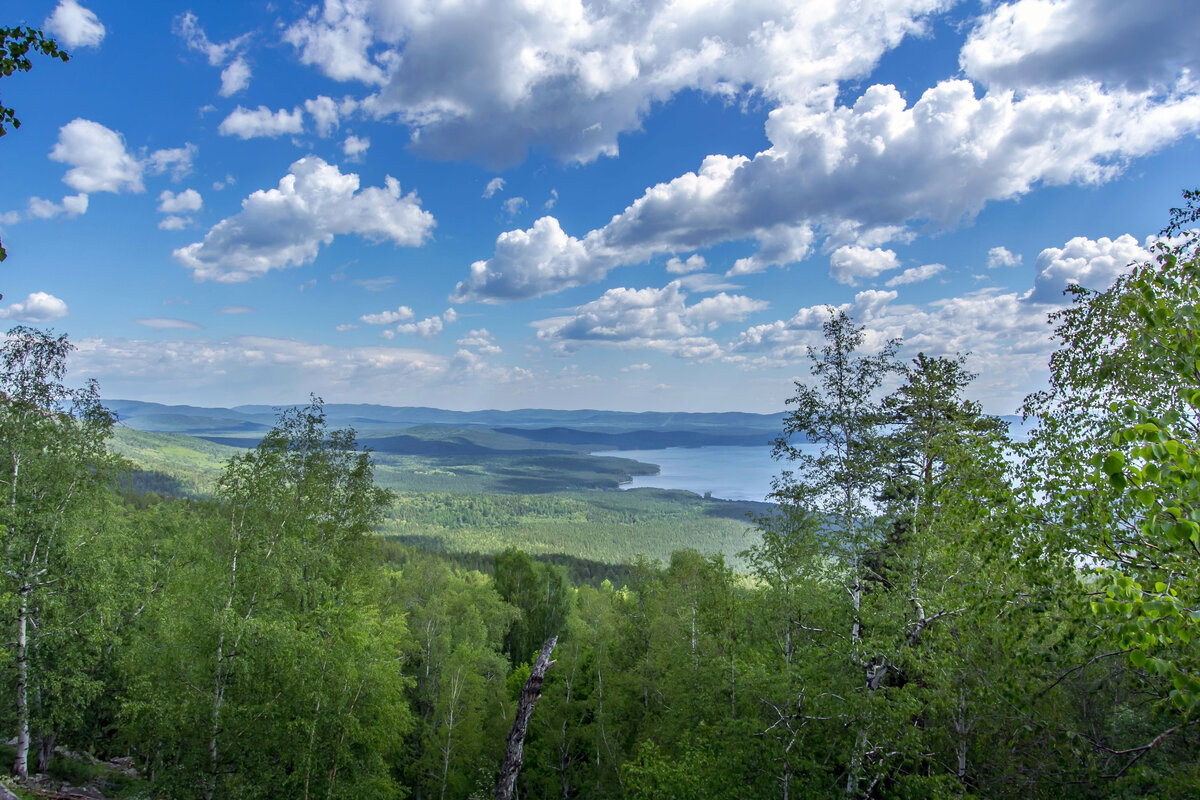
xmin=13 ymin=585 xmax=30 ymax=779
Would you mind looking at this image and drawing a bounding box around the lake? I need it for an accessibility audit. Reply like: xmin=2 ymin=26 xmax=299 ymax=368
xmin=593 ymin=444 xmax=820 ymax=502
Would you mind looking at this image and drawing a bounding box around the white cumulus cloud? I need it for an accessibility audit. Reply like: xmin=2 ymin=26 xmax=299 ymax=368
xmin=70 ymin=334 xmax=460 ymax=403
xmin=460 ymin=75 xmax=1200 ymax=301
xmin=305 ymin=95 xmax=342 ymax=137
xmin=885 ymin=263 xmax=945 ymax=287
xmin=146 ymin=144 xmax=197 ymax=181
xmin=50 ymin=119 xmax=144 ymax=193
xmin=219 ymin=106 xmax=305 ymax=139
xmin=396 ymin=315 xmax=444 ymax=339
xmin=343 ymin=134 xmax=370 ymax=161
xmin=285 ymin=0 xmax=948 ymax=167
xmin=286 ymin=0 xmax=389 ymax=86
xmin=360 ymin=305 xmax=414 ymax=325
xmin=27 ymin=193 xmax=88 ymax=219
xmin=482 ymin=177 xmax=505 ymax=199
xmin=45 ymin=0 xmax=105 ymax=48
xmin=158 ymin=189 xmax=203 ymax=214
xmin=961 ymin=0 xmax=1200 ymax=91
xmin=174 ymin=157 xmax=435 ymax=282
xmin=1027 ymin=233 xmax=1149 ymax=303
xmin=174 ymin=12 xmax=255 ymax=95
xmin=987 ymin=246 xmax=1022 ymax=269
xmin=452 ymin=216 xmax=600 ymax=303
xmin=175 ymin=12 xmax=248 ymax=65
xmin=533 ymin=280 xmax=765 ymax=356
xmin=666 ymin=254 xmax=707 ymax=274
xmin=829 ymin=246 xmax=901 ymax=286
xmin=220 ymin=58 xmax=252 ymax=97
xmin=456 ymin=328 xmax=501 ymax=354
xmin=0 ymin=292 xmax=68 ymax=322
xmin=158 ymin=216 xmax=191 ymax=231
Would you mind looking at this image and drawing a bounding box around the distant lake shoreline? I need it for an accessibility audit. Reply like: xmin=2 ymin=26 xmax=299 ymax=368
xmin=592 ymin=445 xmax=818 ymax=502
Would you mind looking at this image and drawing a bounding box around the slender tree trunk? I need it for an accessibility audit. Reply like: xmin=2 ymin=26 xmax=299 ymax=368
xmin=326 ymin=680 xmax=362 ymax=800
xmin=846 ymin=729 xmax=867 ymax=798
xmin=495 ymin=637 xmax=557 ymax=800
xmin=13 ymin=585 xmax=30 ymax=779
xmin=558 ymin=663 xmax=574 ymax=800
xmin=595 ymin=659 xmax=612 ymax=792
xmin=206 ymin=630 xmax=226 ymax=800
xmin=690 ymin=600 xmax=697 ymax=670
xmin=303 ymin=692 xmax=323 ymax=800
xmin=303 ymin=636 xmax=335 ymax=800
xmin=847 ymin=538 xmax=865 ymax=798
xmin=207 ymin=504 xmax=247 ymax=800
xmin=35 ymin=732 xmax=55 ymax=775
xmin=440 ymin=702 xmax=454 ymax=800
xmin=729 ymin=650 xmax=736 ymax=719
xmin=956 ymin=687 xmax=969 ymax=783
xmin=440 ymin=668 xmax=464 ymax=800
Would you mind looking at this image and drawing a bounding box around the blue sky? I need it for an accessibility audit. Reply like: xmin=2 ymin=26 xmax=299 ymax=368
xmin=1 ymin=0 xmax=1197 ymax=413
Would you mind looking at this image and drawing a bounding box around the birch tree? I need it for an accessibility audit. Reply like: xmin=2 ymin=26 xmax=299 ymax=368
xmin=763 ymin=308 xmax=899 ymax=796
xmin=0 ymin=327 xmax=116 ymax=778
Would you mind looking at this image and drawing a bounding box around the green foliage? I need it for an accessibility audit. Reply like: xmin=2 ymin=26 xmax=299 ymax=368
xmin=378 ymin=538 xmax=638 ymax=587
xmin=494 ymin=547 xmax=573 ymax=663
xmin=386 ymin=550 xmax=515 ymax=799
xmin=1090 ymin=223 xmax=1200 ymax=714
xmin=0 ymin=26 xmax=68 ymax=135
xmin=115 ymin=399 xmax=410 ymax=799
xmin=1011 ymin=189 xmax=1200 ymax=788
xmin=380 ymin=488 xmax=764 ymax=567
xmin=622 ymin=739 xmax=743 ymax=799
xmin=0 ymin=327 xmax=120 ymax=777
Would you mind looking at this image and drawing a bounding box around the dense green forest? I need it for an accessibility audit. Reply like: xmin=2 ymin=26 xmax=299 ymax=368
xmin=1 ymin=194 xmax=1199 ymax=799
xmin=379 ymin=489 xmax=768 ymax=567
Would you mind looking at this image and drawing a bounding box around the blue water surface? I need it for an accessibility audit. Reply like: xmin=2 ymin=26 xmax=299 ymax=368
xmin=594 ymin=445 xmax=820 ymax=502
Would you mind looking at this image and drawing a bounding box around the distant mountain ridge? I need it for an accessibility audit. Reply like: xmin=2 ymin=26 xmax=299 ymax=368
xmin=107 ymin=399 xmax=787 ymax=439
xmin=494 ymin=426 xmax=775 ymax=449
xmin=108 ymin=400 xmax=1028 ymax=452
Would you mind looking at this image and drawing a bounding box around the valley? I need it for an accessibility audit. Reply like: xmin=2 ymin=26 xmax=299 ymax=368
xmin=107 ymin=400 xmax=778 ymax=568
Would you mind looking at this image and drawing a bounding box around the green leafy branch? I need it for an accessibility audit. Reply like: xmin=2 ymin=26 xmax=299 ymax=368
xmin=1 ymin=25 xmax=69 ymax=136
xmin=1094 ymin=244 xmax=1200 ymax=715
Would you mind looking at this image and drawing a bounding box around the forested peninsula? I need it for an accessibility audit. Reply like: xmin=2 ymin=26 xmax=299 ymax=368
xmin=1 ymin=196 xmax=1199 ymax=799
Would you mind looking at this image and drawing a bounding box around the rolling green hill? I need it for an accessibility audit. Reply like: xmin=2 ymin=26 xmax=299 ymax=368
xmin=107 ymin=426 xmax=245 ymax=495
